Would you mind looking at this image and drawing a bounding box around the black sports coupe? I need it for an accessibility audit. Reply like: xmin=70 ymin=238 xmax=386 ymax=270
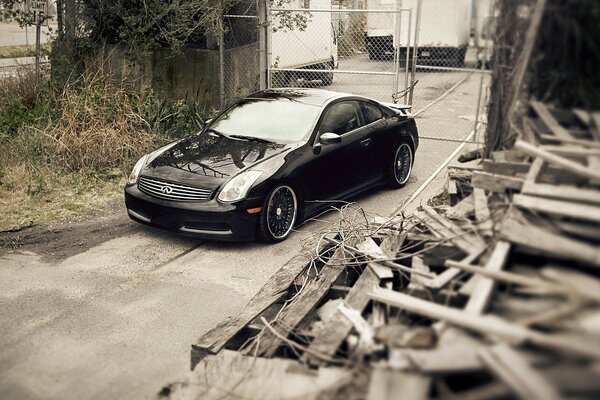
xmin=124 ymin=89 xmax=419 ymax=242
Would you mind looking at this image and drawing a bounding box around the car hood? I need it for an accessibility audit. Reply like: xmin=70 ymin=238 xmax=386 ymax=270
xmin=141 ymin=132 xmax=292 ymax=188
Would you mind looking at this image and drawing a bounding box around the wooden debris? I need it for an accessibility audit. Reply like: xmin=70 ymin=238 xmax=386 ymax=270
xmin=479 ymin=344 xmax=562 ymax=400
xmin=367 ymin=368 xmax=431 ymax=400
xmin=464 ymin=241 xmax=510 ymax=315
xmin=471 ymin=171 xmax=524 ymax=192
xmin=472 ymin=188 xmax=494 ymax=236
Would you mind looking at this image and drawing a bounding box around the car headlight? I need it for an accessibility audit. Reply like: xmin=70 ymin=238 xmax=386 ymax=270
xmin=128 ymin=154 xmax=148 ymax=185
xmin=218 ymin=170 xmax=263 ymax=203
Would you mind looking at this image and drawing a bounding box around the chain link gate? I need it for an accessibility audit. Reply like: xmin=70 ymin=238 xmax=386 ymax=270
xmin=266 ymin=0 xmax=414 ymax=105
xmin=220 ymin=0 xmax=494 ymax=146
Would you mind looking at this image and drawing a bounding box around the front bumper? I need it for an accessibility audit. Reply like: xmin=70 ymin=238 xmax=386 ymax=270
xmin=124 ymin=184 xmax=261 ymax=241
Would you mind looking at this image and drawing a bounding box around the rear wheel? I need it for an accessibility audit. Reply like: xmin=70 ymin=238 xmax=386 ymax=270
xmin=320 ymin=61 xmax=334 ymax=86
xmin=258 ymin=185 xmax=298 ymax=242
xmin=387 ymin=141 xmax=413 ymax=188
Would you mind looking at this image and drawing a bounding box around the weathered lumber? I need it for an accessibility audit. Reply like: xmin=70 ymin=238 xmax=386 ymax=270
xmin=473 ymin=188 xmax=493 ymax=236
xmin=500 ymin=215 xmax=600 ymax=267
xmin=356 ymin=238 xmax=394 ymax=281
xmin=323 ymin=236 xmax=434 ymax=279
xmin=538 ymin=134 xmax=600 ymax=148
xmin=427 ymin=249 xmax=483 ymax=290
xmin=448 ymin=178 xmax=458 ymax=206
xmin=530 ymin=101 xmax=574 ymax=140
xmin=303 ymin=266 xmax=380 ymax=363
xmin=539 ymin=145 xmax=600 ymax=157
xmin=170 ymin=350 xmax=351 ymax=400
xmin=572 ymin=108 xmax=591 ymax=127
xmin=482 ymin=160 xmax=530 ymax=176
xmin=445 ymin=259 xmax=600 ymax=303
xmin=190 ymin=245 xmax=328 ymax=368
xmin=367 ymin=368 xmax=431 ymax=400
xmin=471 ymin=171 xmax=524 ymax=192
xmin=446 ymin=192 xmax=475 ymax=219
xmin=515 ymin=140 xmax=600 ymax=181
xmin=479 ymin=344 xmax=562 ymax=400
xmin=591 ymin=112 xmax=600 ymax=140
xmin=523 ymin=182 xmax=600 ymax=205
xmin=513 ymin=194 xmax=600 ymax=224
xmin=253 ymin=247 xmax=351 ymax=357
xmin=464 ymin=241 xmax=510 ymax=315
xmin=368 ymin=287 xmax=600 ymax=359
xmin=417 ymin=205 xmax=485 ymax=255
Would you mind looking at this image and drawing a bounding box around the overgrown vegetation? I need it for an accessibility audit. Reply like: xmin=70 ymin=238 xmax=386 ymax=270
xmin=0 ymin=63 xmax=206 ymax=230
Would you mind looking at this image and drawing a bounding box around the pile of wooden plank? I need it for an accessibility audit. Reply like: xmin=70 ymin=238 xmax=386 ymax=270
xmin=163 ymin=102 xmax=600 ymax=400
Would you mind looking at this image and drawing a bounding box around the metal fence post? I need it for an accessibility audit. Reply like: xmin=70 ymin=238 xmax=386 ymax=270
xmin=408 ymin=0 xmax=422 ymax=105
xmin=258 ymin=0 xmax=269 ymax=90
xmin=218 ymin=17 xmax=225 ymax=107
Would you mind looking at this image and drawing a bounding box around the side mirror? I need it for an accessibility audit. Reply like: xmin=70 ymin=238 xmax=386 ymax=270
xmin=320 ymin=132 xmax=342 ymax=145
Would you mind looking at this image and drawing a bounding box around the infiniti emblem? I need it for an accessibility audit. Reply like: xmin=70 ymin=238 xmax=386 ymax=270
xmin=160 ymin=186 xmax=173 ymax=195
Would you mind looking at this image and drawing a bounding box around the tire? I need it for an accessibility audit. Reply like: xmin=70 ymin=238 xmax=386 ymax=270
xmin=320 ymin=61 xmax=334 ymax=86
xmin=386 ymin=141 xmax=414 ymax=189
xmin=258 ymin=184 xmax=298 ymax=243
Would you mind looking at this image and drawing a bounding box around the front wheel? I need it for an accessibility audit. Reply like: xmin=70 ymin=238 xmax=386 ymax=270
xmin=386 ymin=142 xmax=413 ymax=188
xmin=258 ymin=185 xmax=298 ymax=243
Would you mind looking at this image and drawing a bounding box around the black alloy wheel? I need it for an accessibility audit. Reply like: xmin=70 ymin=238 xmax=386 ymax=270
xmin=258 ymin=185 xmax=298 ymax=242
xmin=387 ymin=142 xmax=413 ymax=188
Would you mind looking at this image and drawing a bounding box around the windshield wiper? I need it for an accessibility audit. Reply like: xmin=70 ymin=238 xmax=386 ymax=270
xmin=206 ymin=128 xmax=229 ymax=138
xmin=229 ymin=135 xmax=275 ymax=144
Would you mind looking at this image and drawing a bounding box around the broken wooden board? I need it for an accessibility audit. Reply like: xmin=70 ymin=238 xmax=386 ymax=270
xmin=500 ymin=213 xmax=600 ymax=268
xmin=368 ymin=287 xmax=600 ymax=359
xmin=367 ymin=368 xmax=431 ymax=400
xmin=513 ymin=193 xmax=600 ymax=224
xmin=304 ymin=266 xmax=380 ymax=364
xmin=446 ymin=192 xmax=475 ymax=219
xmin=471 ymin=171 xmax=524 ymax=192
xmin=416 ymin=205 xmax=485 ymax=255
xmin=190 ymin=246 xmax=327 ymax=368
xmin=473 ymin=188 xmax=493 ymax=236
xmin=530 ymin=101 xmax=574 ymax=141
xmin=464 ymin=241 xmax=511 ymax=315
xmin=252 ymin=247 xmax=352 ymax=357
xmin=479 ymin=344 xmax=562 ymax=400
xmin=515 ymin=140 xmax=600 ymax=181
xmin=482 ymin=160 xmax=530 ymax=176
xmin=168 ymin=350 xmax=351 ymax=400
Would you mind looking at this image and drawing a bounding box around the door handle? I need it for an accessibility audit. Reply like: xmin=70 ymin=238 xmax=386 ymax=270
xmin=361 ymin=138 xmax=372 ymax=147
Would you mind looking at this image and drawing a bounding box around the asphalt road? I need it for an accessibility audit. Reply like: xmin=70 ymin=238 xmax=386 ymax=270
xmin=0 ymin=63 xmax=486 ymax=399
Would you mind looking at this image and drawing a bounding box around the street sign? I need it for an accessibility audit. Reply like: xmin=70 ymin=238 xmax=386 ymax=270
xmin=28 ymin=0 xmax=49 ymax=26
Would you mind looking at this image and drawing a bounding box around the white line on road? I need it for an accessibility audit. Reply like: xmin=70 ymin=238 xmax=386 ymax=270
xmin=395 ymin=123 xmax=479 ymax=215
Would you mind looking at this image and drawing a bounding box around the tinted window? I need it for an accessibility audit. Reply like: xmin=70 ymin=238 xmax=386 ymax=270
xmin=210 ymin=98 xmax=321 ymax=143
xmin=319 ymin=101 xmax=362 ymax=135
xmin=361 ymin=102 xmax=383 ymax=124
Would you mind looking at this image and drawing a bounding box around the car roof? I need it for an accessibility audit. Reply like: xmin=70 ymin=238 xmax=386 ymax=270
xmin=247 ymin=88 xmax=354 ymax=107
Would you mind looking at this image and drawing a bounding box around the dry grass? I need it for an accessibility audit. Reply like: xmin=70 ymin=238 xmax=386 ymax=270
xmin=39 ymin=69 xmax=159 ymax=173
xmin=0 ymin=165 xmax=124 ymax=230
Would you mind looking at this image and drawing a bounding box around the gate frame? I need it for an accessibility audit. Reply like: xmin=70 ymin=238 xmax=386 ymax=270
xmin=263 ymin=1 xmax=417 ymax=105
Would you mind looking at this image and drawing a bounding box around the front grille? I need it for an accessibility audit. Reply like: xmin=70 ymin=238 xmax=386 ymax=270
xmin=138 ymin=176 xmax=212 ymax=202
xmin=183 ymin=221 xmax=230 ymax=232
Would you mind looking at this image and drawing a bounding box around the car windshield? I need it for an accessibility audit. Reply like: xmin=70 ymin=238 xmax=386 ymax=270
xmin=209 ymin=98 xmax=321 ymax=143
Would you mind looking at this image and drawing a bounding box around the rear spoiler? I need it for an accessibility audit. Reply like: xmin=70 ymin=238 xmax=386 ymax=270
xmin=381 ymin=103 xmax=412 ymax=116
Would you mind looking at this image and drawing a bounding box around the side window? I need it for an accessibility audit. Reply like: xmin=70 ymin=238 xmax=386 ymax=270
xmin=319 ymin=101 xmax=363 ymax=135
xmin=360 ymin=102 xmax=384 ymax=124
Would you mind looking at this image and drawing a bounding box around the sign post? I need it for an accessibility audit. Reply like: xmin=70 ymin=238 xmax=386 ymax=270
xmin=27 ymin=0 xmax=49 ymax=85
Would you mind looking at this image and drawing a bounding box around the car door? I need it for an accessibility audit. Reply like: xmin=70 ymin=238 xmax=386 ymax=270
xmin=301 ymin=100 xmax=373 ymax=205
xmin=358 ymin=100 xmax=389 ymax=182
